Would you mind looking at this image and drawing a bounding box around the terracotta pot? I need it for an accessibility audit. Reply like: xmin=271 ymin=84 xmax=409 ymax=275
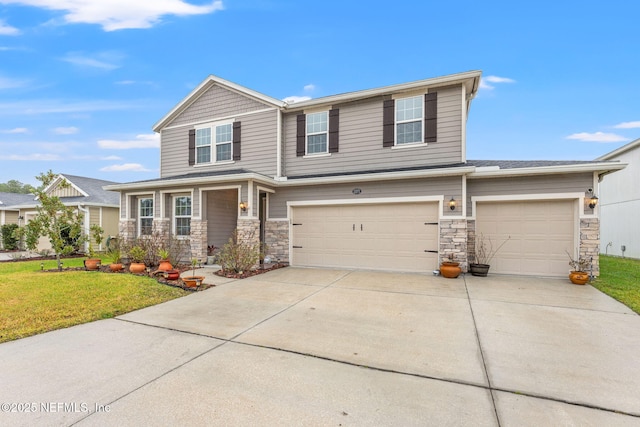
xmin=440 ymin=262 xmax=461 ymax=279
xmin=182 ymin=276 xmax=205 ymax=288
xmin=470 ymin=263 xmax=490 ymax=277
xmin=84 ymin=258 xmax=101 ymax=271
xmin=129 ymin=262 xmax=147 ymax=274
xmin=569 ymin=271 xmax=589 ymax=285
xmin=158 ymin=260 xmax=173 ymax=271
xmin=164 ymin=270 xmax=180 ymax=280
xmin=109 ymin=263 xmax=123 ymax=272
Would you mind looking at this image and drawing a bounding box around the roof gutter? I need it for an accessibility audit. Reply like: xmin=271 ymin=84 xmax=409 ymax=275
xmin=103 ymin=173 xmax=279 ymax=192
xmin=468 ymin=161 xmax=627 ymax=178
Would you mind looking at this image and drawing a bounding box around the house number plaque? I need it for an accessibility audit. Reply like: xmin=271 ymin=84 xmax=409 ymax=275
xmin=352 ymin=188 xmax=362 ymax=195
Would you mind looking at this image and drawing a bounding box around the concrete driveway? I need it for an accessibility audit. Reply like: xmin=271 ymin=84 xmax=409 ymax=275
xmin=1 ymin=268 xmax=639 ymax=426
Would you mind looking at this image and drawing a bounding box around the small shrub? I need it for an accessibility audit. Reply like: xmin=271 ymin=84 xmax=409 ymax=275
xmin=2 ymin=224 xmax=19 ymax=250
xmin=128 ymin=246 xmax=146 ymax=263
xmin=218 ymin=229 xmax=263 ymax=274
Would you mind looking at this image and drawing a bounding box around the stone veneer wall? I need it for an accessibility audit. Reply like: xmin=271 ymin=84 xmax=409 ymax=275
xmin=237 ymin=218 xmax=260 ymax=247
xmin=264 ymin=220 xmax=289 ymax=263
xmin=466 ymin=219 xmax=476 ymax=265
xmin=440 ymin=219 xmax=468 ymax=272
xmin=580 ymin=217 xmax=600 ymax=276
xmin=119 ymin=219 xmax=136 ymax=242
xmin=189 ymin=219 xmax=207 ymax=261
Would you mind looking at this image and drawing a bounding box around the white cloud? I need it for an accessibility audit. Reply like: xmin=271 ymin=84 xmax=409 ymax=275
xmin=566 ymin=132 xmax=628 ymax=143
xmin=0 ymin=99 xmax=142 ymax=114
xmin=303 ymin=84 xmax=315 ymax=92
xmin=480 ymin=75 xmax=515 ymax=90
xmin=1 ymin=127 xmax=28 ymax=134
xmin=283 ymin=96 xmax=311 ymax=104
xmin=0 ymin=19 xmax=20 ymax=35
xmin=52 ymin=126 xmax=78 ymax=134
xmin=0 ymin=75 xmax=28 ymax=89
xmin=100 ymin=163 xmax=150 ymax=172
xmin=613 ymin=121 xmax=640 ymax=129
xmin=0 ymin=0 xmax=224 ymax=31
xmin=101 ymin=155 xmax=122 ymax=160
xmin=97 ymin=133 xmax=160 ymax=149
xmin=0 ymin=153 xmax=62 ymax=161
xmin=61 ymin=51 xmax=123 ymax=70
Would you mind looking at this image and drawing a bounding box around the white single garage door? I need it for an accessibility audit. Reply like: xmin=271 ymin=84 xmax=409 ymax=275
xmin=475 ymin=200 xmax=576 ymax=276
xmin=291 ymin=202 xmax=439 ymax=273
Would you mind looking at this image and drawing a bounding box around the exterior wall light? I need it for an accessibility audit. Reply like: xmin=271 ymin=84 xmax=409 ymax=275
xmin=586 ymin=189 xmax=598 ymax=209
xmin=239 ymin=201 xmax=248 ymax=212
xmin=449 ymin=198 xmax=456 ymax=211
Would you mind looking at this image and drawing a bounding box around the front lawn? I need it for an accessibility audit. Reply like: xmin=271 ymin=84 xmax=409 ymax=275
xmin=0 ymin=258 xmax=189 ymax=343
xmin=593 ymin=255 xmax=640 ymax=314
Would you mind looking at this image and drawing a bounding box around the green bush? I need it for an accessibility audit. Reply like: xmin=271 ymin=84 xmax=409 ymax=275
xmin=218 ymin=229 xmax=263 ymax=274
xmin=1 ymin=224 xmax=19 ymax=250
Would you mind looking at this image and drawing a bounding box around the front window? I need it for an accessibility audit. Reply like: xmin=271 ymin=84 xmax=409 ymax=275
xmin=196 ymin=128 xmax=211 ymax=163
xmin=174 ymin=196 xmax=191 ymax=236
xmin=195 ymin=121 xmax=233 ymax=164
xmin=215 ymin=123 xmax=232 ymax=161
xmin=396 ymin=96 xmax=423 ymax=144
xmin=139 ymin=197 xmax=153 ymax=236
xmin=306 ymin=111 xmax=328 ymax=154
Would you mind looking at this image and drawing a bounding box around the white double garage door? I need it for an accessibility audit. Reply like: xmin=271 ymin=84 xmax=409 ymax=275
xmin=291 ymin=199 xmax=577 ymax=276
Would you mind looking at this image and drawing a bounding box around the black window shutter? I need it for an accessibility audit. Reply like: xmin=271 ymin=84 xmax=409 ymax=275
xmin=329 ymin=109 xmax=339 ymax=153
xmin=425 ymin=92 xmax=437 ymax=143
xmin=383 ymin=99 xmax=395 ymax=147
xmin=188 ymin=129 xmax=195 ymax=165
xmin=296 ymin=114 xmax=306 ymax=157
xmin=233 ymin=121 xmax=241 ymax=160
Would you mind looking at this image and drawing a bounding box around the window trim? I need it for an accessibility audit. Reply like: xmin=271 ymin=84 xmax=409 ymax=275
xmin=395 ymin=95 xmax=424 ymax=146
xmin=173 ymin=195 xmax=192 ymax=237
xmin=305 ymin=111 xmax=329 ymax=155
xmin=194 ymin=119 xmax=235 ymax=164
xmin=138 ymin=196 xmax=154 ymax=237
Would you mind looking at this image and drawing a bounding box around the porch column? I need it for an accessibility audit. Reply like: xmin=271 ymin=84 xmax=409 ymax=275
xmin=580 ymin=217 xmax=600 ymax=276
xmin=190 ymin=219 xmax=208 ymax=261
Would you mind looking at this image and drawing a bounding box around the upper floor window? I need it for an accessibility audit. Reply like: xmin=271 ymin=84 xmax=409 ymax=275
xmin=174 ymin=196 xmax=191 ymax=236
xmin=395 ymin=95 xmax=423 ymax=145
xmin=193 ymin=121 xmax=234 ymax=164
xmin=139 ymin=197 xmax=153 ymax=236
xmin=306 ymin=111 xmax=328 ymax=154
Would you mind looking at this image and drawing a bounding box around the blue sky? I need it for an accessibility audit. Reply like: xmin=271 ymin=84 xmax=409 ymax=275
xmin=0 ymin=0 xmax=638 ymax=186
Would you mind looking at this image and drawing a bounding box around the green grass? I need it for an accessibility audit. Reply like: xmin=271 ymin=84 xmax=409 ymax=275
xmin=592 ymin=255 xmax=640 ymax=314
xmin=0 ymin=258 xmax=189 ymax=343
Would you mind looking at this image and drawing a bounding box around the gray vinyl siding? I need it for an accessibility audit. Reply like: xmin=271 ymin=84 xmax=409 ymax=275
xmin=269 ymin=177 xmax=463 ymax=218
xmin=205 ymin=189 xmax=238 ymax=249
xmin=167 ymin=84 xmax=270 ymax=128
xmin=160 ymin=109 xmax=278 ymax=178
xmin=283 ymin=85 xmax=463 ymax=177
xmin=467 ymin=173 xmax=594 ymax=216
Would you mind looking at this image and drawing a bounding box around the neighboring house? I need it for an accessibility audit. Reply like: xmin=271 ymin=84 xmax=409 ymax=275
xmin=0 ymin=174 xmax=120 ymax=252
xmin=597 ymin=138 xmax=639 ymax=259
xmin=105 ymin=71 xmax=625 ymax=276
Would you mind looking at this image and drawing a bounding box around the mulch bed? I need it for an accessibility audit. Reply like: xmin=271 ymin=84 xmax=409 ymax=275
xmin=214 ymin=263 xmax=288 ymax=279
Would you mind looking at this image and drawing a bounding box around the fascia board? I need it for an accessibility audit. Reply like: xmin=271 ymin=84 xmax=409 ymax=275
xmin=467 ymin=162 xmax=627 ymax=178
xmin=103 ymin=173 xmax=278 ymax=192
xmin=283 ymin=70 xmax=482 ymax=111
xmin=277 ymin=166 xmax=476 ymax=186
xmin=153 ymin=75 xmax=286 ymax=132
xmin=596 ymin=138 xmax=640 ymax=160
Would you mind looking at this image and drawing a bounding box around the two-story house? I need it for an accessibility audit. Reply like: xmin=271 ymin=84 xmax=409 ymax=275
xmin=105 ymin=70 xmax=625 ymax=276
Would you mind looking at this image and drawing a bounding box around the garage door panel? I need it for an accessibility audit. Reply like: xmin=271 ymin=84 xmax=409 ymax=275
xmin=292 ymin=202 xmax=438 ymax=273
xmin=476 ymin=200 xmax=576 ymax=277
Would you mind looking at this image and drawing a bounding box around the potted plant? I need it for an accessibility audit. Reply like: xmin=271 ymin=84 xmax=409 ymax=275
xmin=181 ymin=258 xmax=205 ymax=288
xmin=469 ymin=233 xmax=510 ymax=277
xmin=567 ymin=250 xmax=591 ymax=285
xmin=84 ymin=225 xmax=104 ymax=271
xmin=440 ymin=258 xmax=462 ymax=278
xmin=157 ymin=248 xmax=172 ymax=271
xmin=206 ymin=244 xmax=217 ymax=265
xmin=108 ymin=248 xmax=123 ymax=272
xmin=128 ymin=246 xmax=147 ymax=274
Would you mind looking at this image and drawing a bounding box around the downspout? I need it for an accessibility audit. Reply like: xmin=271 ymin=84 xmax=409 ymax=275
xmin=78 ymin=204 xmax=90 ymax=254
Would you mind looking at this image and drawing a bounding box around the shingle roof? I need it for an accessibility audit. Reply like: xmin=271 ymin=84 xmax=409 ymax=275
xmin=0 ymin=174 xmax=120 ymax=209
xmin=467 ymin=160 xmax=606 ymax=169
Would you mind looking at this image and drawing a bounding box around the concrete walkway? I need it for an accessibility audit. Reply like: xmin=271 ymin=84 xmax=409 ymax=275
xmin=1 ymin=269 xmax=639 ymax=426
